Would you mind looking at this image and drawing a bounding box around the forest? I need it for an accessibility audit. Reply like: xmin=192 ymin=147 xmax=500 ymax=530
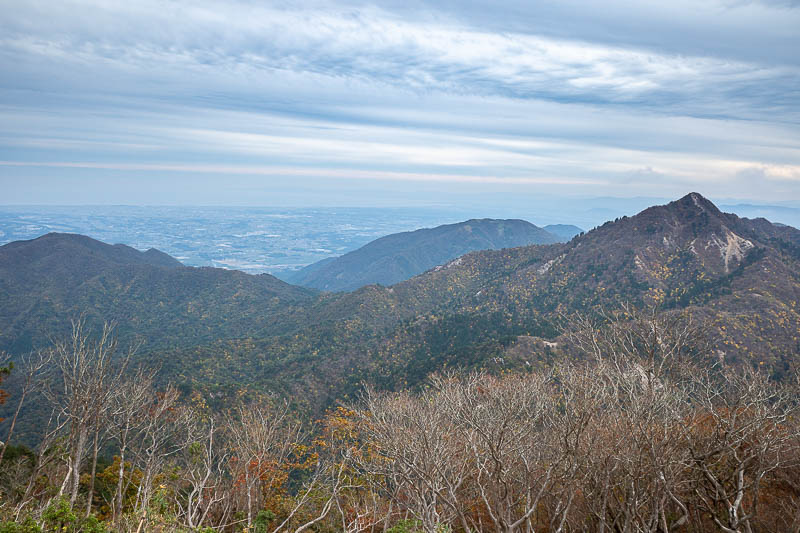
xmin=0 ymin=307 xmax=798 ymax=533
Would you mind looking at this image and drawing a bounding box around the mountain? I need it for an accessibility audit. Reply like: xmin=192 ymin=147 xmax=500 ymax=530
xmin=152 ymin=193 xmax=800 ymax=408
xmin=284 ymin=218 xmax=560 ymax=292
xmin=0 ymin=233 xmax=316 ymax=354
xmin=2 ymin=194 xmax=799 ymax=442
xmin=721 ymin=203 xmax=800 ymax=230
xmin=543 ymin=224 xmax=583 ymax=241
xmin=391 ymin=192 xmax=800 ymax=373
xmin=0 ymin=232 xmax=184 ymax=273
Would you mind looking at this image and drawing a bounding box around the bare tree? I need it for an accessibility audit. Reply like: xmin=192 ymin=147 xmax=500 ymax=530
xmin=0 ymin=349 xmax=52 ymax=466
xmin=225 ymin=399 xmax=304 ymax=529
xmin=685 ymin=366 xmax=800 ymax=533
xmin=337 ymin=486 xmax=389 ymax=533
xmin=14 ymin=408 xmax=69 ymax=519
xmin=44 ymin=318 xmax=132 ymax=510
xmin=563 ymin=356 xmax=695 ymax=532
xmin=107 ymin=367 xmax=157 ymax=526
xmin=562 ymin=304 xmax=709 ymax=383
xmin=445 ymin=372 xmax=567 ymax=533
xmin=552 ymin=361 xmax=612 ymax=533
xmin=272 ymin=452 xmax=346 ymax=533
xmin=356 ymin=372 xmax=583 ymax=533
xmin=557 ymin=305 xmax=712 ymax=532
xmin=128 ymin=384 xmax=188 ymax=532
xmin=358 ymin=383 xmax=473 ymax=533
xmin=173 ymin=411 xmax=229 ymax=530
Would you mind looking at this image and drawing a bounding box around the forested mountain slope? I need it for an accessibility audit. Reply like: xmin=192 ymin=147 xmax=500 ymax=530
xmin=0 ymin=194 xmax=800 ymax=531
xmin=0 ymin=233 xmax=316 ymax=354
xmin=284 ymin=218 xmax=560 ymax=291
xmin=147 ymin=193 xmax=800 ymax=409
xmin=2 ymin=194 xmax=798 ymax=423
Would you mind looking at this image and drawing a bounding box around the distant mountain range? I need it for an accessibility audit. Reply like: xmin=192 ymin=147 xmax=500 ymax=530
xmin=282 ymin=218 xmax=579 ymax=292
xmin=720 ymin=203 xmax=800 ymax=230
xmin=542 ymin=224 xmax=583 ymax=241
xmin=2 ymin=194 xmax=798 ymax=442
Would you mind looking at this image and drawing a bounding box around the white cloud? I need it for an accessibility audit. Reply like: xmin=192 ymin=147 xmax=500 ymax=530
xmin=0 ymin=160 xmax=605 ymax=186
xmin=2 ymin=1 xmax=797 ymax=115
xmin=0 ymin=0 xmax=798 ymax=203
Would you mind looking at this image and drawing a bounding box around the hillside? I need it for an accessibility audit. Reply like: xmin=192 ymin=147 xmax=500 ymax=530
xmin=378 ymin=193 xmax=800 ymax=370
xmin=2 ymin=194 xmax=799 ymax=431
xmin=284 ymin=218 xmax=560 ymax=291
xmin=0 ymin=232 xmax=184 ymax=274
xmin=0 ymin=233 xmax=316 ymax=354
xmin=141 ymin=193 xmax=800 ymax=410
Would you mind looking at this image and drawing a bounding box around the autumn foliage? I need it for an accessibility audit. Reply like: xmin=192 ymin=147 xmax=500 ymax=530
xmin=0 ymin=311 xmax=798 ymax=532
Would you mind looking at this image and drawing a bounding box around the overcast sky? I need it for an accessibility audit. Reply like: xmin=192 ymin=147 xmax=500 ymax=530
xmin=1 ymin=0 xmax=798 ymax=206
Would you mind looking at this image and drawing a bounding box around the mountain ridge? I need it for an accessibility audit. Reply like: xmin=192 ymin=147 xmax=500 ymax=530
xmin=542 ymin=224 xmax=583 ymax=241
xmin=1 ymin=193 xmax=799 ymax=441
xmin=118 ymin=192 xmax=800 ymax=414
xmin=0 ymin=232 xmax=316 ymax=354
xmin=284 ymin=218 xmax=561 ymax=292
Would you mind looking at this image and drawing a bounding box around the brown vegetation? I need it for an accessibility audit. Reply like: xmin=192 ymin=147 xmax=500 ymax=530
xmin=0 ymin=308 xmax=798 ymax=532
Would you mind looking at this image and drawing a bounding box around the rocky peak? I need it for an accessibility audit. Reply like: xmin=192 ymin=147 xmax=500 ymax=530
xmin=671 ymin=192 xmax=723 ymax=217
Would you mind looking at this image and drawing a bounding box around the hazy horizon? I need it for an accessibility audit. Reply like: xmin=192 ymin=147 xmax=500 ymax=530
xmin=3 ymin=193 xmax=800 ymax=224
xmin=3 ymin=194 xmax=800 ymax=276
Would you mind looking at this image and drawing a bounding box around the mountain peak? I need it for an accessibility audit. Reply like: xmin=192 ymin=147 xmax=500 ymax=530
xmin=624 ymin=192 xmax=727 ymax=232
xmin=1 ymin=232 xmax=183 ymax=269
xmin=670 ymin=192 xmax=723 ymax=216
xmin=284 ymin=218 xmax=560 ymax=291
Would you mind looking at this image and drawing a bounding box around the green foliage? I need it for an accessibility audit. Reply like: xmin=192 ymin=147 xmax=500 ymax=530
xmin=0 ymin=516 xmax=41 ymax=533
xmin=253 ymin=509 xmax=275 ymax=533
xmin=41 ymin=497 xmax=77 ymax=530
xmin=75 ymin=516 xmax=106 ymax=533
xmin=41 ymin=497 xmax=107 ymax=533
xmin=0 ymin=444 xmax=35 ymax=466
xmin=386 ymin=519 xmax=451 ymax=533
xmin=386 ymin=519 xmax=423 ymax=533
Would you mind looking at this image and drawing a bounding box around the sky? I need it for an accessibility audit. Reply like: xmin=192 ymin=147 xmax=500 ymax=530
xmin=1 ymin=0 xmax=799 ymax=207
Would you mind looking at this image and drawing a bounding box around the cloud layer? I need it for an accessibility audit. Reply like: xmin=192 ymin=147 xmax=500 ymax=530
xmin=1 ymin=0 xmax=799 ymax=204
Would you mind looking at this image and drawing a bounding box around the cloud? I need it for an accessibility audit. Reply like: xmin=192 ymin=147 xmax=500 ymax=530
xmin=0 ymin=160 xmax=605 ymax=186
xmin=1 ymin=1 xmax=797 ymax=118
xmin=0 ymin=0 xmax=798 ymax=204
xmin=734 ymin=164 xmax=800 ymax=182
xmin=723 ymin=0 xmax=800 ymax=8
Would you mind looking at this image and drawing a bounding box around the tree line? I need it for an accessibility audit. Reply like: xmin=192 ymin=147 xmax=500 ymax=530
xmin=0 ymin=308 xmax=798 ymax=532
